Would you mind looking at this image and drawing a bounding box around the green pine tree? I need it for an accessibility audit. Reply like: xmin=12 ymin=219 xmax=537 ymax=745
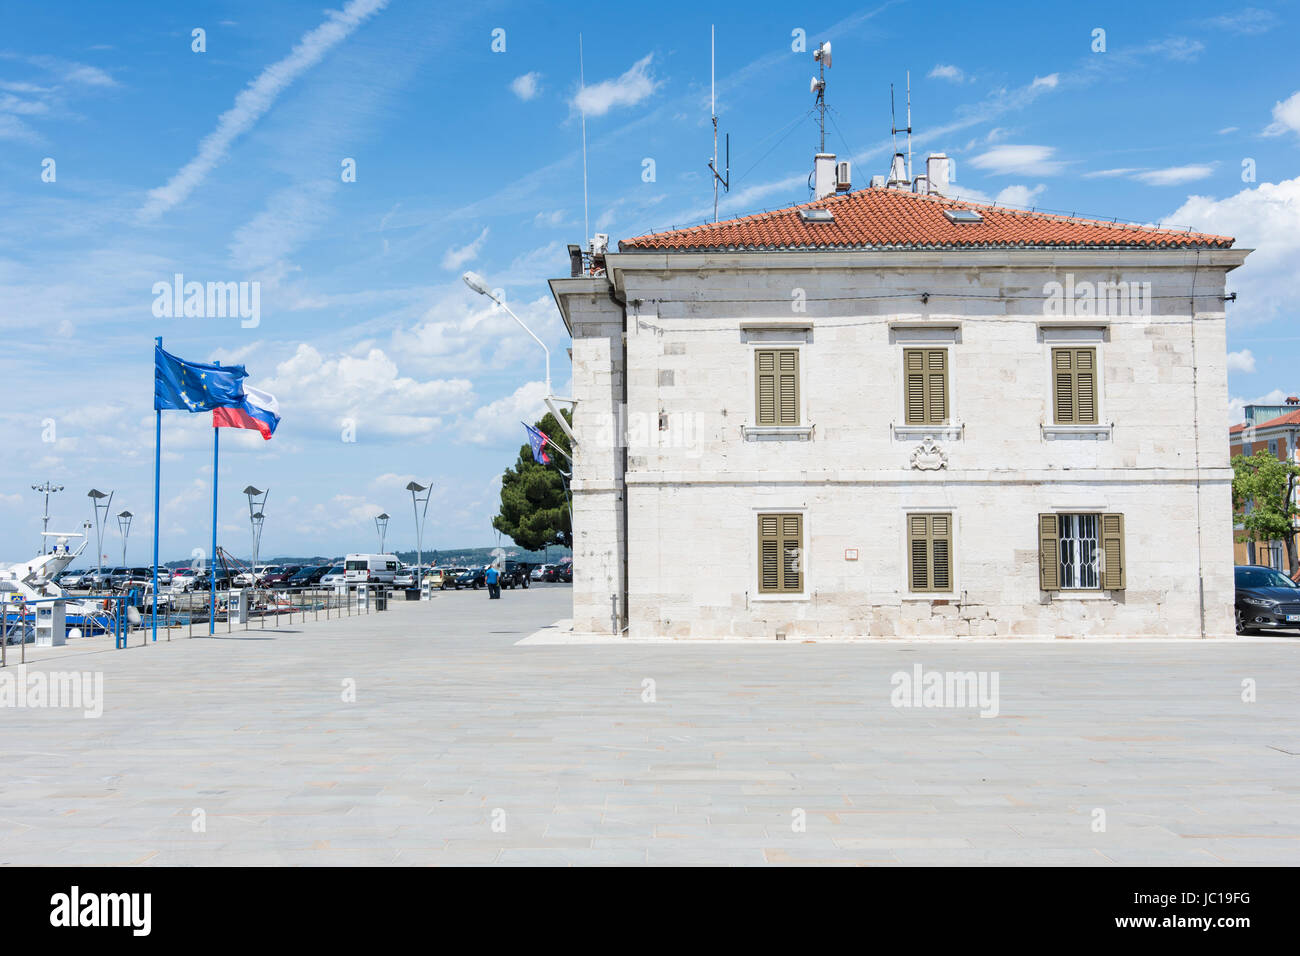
xmin=492 ymin=410 xmax=572 ymax=551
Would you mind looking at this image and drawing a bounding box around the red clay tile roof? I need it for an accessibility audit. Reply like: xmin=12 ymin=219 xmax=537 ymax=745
xmin=1231 ymin=411 xmax=1300 ymax=436
xmin=620 ymin=187 xmax=1235 ymax=252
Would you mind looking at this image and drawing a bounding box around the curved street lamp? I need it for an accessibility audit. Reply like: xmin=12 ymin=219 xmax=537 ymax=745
xmin=117 ymin=510 xmax=133 ymax=566
xmin=87 ymin=488 xmax=113 ymax=579
xmin=406 ymin=482 xmax=431 ymax=588
xmin=375 ymin=512 xmax=390 ymax=554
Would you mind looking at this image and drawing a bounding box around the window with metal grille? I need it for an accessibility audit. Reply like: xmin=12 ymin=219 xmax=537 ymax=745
xmin=1058 ymin=513 xmax=1100 ymax=589
xmin=754 ymin=349 xmax=800 ymax=426
xmin=757 ymin=513 xmax=803 ymax=594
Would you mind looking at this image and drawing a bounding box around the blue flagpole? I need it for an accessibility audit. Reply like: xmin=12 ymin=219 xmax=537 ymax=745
xmin=152 ymin=335 xmax=162 ymax=644
xmin=210 ymin=424 xmax=218 ymax=635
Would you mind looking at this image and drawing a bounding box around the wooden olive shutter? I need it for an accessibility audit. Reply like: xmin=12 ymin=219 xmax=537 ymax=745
xmin=908 ymin=515 xmax=930 ymax=591
xmin=927 ymin=350 xmax=948 ymax=424
xmin=904 ymin=349 xmax=948 ymax=425
xmin=1074 ymin=348 xmax=1097 ymax=424
xmin=781 ymin=514 xmax=802 ymax=592
xmin=1101 ymin=513 xmax=1125 ymax=590
xmin=1038 ymin=513 xmax=1061 ymax=591
xmin=1052 ymin=348 xmax=1075 ymax=424
xmin=930 ymin=514 xmax=951 ymax=591
xmin=904 ymin=350 xmax=926 ymax=424
xmin=755 ymin=351 xmax=776 ymax=425
xmin=758 ymin=514 xmax=780 ymax=592
xmin=778 ymin=350 xmax=799 ymax=425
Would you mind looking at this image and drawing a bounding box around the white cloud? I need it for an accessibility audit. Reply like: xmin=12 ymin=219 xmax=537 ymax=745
xmin=1134 ymin=164 xmax=1215 ymax=186
xmin=139 ymin=0 xmax=389 ymax=220
xmin=1164 ymin=176 xmax=1300 ymax=326
xmin=510 ymin=72 xmax=541 ymax=100
xmin=1228 ymin=388 xmax=1290 ymax=425
xmin=968 ymin=145 xmax=1065 ymax=176
xmin=1217 ymin=126 xmax=1238 ymax=135
xmin=1030 ymin=73 xmax=1059 ymax=90
xmin=928 ymin=64 xmax=964 ymax=82
xmin=1263 ymin=90 xmax=1300 ymax=137
xmin=1226 ymin=349 xmax=1256 ymax=374
xmin=441 ymin=227 xmax=489 ymax=270
xmin=994 ymin=184 xmax=1046 ymax=207
xmin=1082 ymin=167 xmax=1142 ymax=179
xmin=1200 ymin=8 xmax=1278 ymax=35
xmin=458 ymin=380 xmax=550 ymax=446
xmin=573 ymin=53 xmax=657 ymax=117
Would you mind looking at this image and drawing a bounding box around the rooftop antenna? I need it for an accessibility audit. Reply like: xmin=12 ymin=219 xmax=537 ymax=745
xmin=708 ymin=24 xmax=730 ymax=222
xmin=905 ymin=71 xmax=913 ymax=182
xmin=579 ymin=34 xmax=589 ymax=250
xmin=811 ymin=40 xmax=831 ymax=153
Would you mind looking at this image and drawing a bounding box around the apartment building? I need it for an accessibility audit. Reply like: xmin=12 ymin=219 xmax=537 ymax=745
xmin=1229 ymin=396 xmax=1300 ymax=567
xmin=550 ymin=181 xmax=1248 ymax=639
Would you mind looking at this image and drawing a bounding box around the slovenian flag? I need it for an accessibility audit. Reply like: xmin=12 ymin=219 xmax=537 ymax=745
xmin=213 ymin=385 xmax=280 ymax=440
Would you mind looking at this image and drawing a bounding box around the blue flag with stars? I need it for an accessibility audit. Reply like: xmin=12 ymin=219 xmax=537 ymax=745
xmin=154 ymin=344 xmax=247 ymax=412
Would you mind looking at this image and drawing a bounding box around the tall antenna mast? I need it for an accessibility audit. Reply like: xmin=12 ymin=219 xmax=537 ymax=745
xmin=579 ymin=34 xmax=589 ymax=246
xmin=708 ymin=24 xmax=730 ymax=222
xmin=905 ymin=71 xmax=913 ymax=183
xmin=811 ymin=41 xmax=831 ymax=152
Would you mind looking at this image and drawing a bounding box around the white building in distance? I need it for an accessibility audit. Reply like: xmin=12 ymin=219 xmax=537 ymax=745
xmin=549 ymin=180 xmax=1248 ymax=639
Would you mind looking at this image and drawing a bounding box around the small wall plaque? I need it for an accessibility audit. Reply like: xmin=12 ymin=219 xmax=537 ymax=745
xmin=844 ymin=549 xmax=859 ymax=561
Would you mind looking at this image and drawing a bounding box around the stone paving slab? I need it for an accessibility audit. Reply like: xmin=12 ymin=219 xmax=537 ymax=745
xmin=1 ymin=583 xmax=1297 ymax=866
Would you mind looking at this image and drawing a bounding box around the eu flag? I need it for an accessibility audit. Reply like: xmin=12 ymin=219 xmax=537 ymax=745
xmin=525 ymin=423 xmax=552 ymax=465
xmin=154 ymin=344 xmax=248 ymax=412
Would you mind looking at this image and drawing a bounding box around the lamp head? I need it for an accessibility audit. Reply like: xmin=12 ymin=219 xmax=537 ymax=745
xmin=462 ymin=271 xmax=491 ymax=297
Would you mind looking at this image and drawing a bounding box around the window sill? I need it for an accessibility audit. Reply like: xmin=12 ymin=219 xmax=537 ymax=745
xmin=1046 ymin=589 xmax=1118 ymax=601
xmin=1042 ymin=423 xmax=1112 ymax=440
xmin=742 ymin=424 xmax=815 ymax=441
xmin=893 ymin=423 xmax=963 ymax=441
xmin=752 ymin=591 xmax=811 ymax=603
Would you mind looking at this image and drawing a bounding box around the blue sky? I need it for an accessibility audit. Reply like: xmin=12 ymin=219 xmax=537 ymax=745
xmin=2 ymin=0 xmax=1297 ymax=564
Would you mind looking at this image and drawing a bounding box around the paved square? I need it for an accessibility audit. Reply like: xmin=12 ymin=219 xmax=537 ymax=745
xmin=3 ymin=586 xmax=1298 ymax=866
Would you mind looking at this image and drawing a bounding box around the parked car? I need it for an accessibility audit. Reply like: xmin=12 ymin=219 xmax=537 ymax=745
xmin=425 ymin=568 xmax=448 ymax=588
xmin=1235 ymin=564 xmax=1300 ymax=634
xmin=262 ymin=565 xmax=302 ymax=588
xmin=394 ymin=566 xmax=421 ymax=588
xmin=501 ymin=561 xmax=530 ymax=589
xmin=559 ymin=563 xmax=572 ymax=583
xmin=440 ymin=567 xmax=469 ymax=590
xmin=454 ymin=567 xmax=487 ymax=590
xmin=320 ymin=566 xmax=347 ymax=587
xmin=288 ymin=565 xmax=329 ymax=588
xmin=111 ymin=567 xmax=154 ymax=590
xmin=83 ymin=567 xmax=120 ymax=590
xmin=58 ymin=569 xmax=87 ymax=588
xmin=531 ymin=564 xmax=552 ymax=581
xmin=170 ymin=568 xmax=200 ymax=591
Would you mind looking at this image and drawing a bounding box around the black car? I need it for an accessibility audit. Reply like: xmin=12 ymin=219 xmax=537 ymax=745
xmin=1234 ymin=564 xmax=1300 ymax=634
xmin=501 ymin=561 xmax=530 ymax=589
xmin=287 ymin=565 xmax=329 ymax=588
xmin=454 ymin=567 xmax=487 ymax=590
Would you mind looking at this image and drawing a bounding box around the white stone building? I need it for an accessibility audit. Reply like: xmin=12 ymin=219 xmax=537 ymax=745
xmin=549 ymin=182 xmax=1248 ymax=639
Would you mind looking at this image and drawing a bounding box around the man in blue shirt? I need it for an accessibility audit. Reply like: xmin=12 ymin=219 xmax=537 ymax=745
xmin=485 ymin=564 xmax=501 ymax=599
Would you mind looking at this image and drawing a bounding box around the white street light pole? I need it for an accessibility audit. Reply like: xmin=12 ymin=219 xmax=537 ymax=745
xmin=87 ymin=489 xmax=113 ymax=579
xmin=375 ymin=512 xmax=390 ymax=554
xmin=32 ymin=481 xmax=64 ymax=554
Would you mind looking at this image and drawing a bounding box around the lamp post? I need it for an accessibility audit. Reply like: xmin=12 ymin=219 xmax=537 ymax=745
xmin=243 ymin=486 xmax=268 ymax=584
xmin=375 ymin=512 xmax=390 ymax=554
xmin=31 ymin=482 xmax=64 ymax=553
xmin=117 ymin=510 xmax=133 ymax=566
xmin=87 ymin=488 xmax=113 ymax=580
xmin=405 ymin=482 xmax=431 ymax=588
xmin=462 ymin=270 xmax=576 ymax=446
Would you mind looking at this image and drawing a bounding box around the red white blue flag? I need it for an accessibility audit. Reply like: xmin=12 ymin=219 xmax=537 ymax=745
xmin=525 ymin=423 xmax=551 ymax=464
xmin=213 ymin=385 xmax=280 ymax=440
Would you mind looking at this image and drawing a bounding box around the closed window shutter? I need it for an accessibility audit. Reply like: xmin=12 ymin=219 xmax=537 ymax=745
xmin=927 ymin=349 xmax=948 ymax=424
xmin=908 ymin=515 xmax=929 ymax=590
xmin=778 ymin=350 xmax=799 ymax=425
xmin=1101 ymin=513 xmax=1125 ymax=590
xmin=931 ymin=514 xmax=951 ymax=590
xmin=1053 ymin=348 xmax=1075 ymax=424
xmin=1038 ymin=513 xmax=1061 ymax=591
xmin=904 ymin=350 xmax=926 ymax=424
xmin=758 ymin=513 xmax=802 ymax=593
xmin=756 ymin=351 xmax=776 ymax=425
xmin=1074 ymin=348 xmax=1097 ymax=424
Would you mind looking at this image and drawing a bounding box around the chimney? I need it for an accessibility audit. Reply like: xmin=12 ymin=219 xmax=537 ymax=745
xmin=912 ymin=175 xmax=928 ymax=195
xmin=926 ymin=153 xmax=950 ymax=195
xmin=814 ymin=152 xmax=837 ymax=200
xmin=886 ymin=152 xmax=908 ymax=189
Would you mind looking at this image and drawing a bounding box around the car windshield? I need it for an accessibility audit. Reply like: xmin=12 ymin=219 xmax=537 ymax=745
xmin=1236 ymin=566 xmax=1298 ymax=589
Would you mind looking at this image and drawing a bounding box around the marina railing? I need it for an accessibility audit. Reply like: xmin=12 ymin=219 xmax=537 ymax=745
xmin=1 ymin=583 xmax=404 ymax=664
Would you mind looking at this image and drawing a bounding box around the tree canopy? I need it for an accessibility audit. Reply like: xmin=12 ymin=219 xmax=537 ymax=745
xmin=1231 ymin=449 xmax=1300 ymax=573
xmin=492 ymin=410 xmax=572 ymax=552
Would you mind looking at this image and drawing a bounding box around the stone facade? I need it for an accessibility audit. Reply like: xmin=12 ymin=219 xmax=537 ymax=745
xmin=551 ymin=247 xmax=1248 ymax=639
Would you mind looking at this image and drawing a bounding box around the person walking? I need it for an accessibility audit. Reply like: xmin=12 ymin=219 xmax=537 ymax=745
xmin=486 ymin=563 xmax=501 ymax=599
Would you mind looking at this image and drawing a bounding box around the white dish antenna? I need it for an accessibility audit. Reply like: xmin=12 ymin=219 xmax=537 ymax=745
xmin=810 ymin=76 xmax=824 ymax=94
xmin=814 ymin=41 xmax=831 ymax=68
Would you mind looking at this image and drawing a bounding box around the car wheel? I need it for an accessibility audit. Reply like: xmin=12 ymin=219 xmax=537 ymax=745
xmin=1235 ymin=610 xmax=1258 ymax=636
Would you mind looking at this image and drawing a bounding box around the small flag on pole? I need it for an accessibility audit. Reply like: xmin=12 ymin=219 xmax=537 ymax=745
xmin=154 ymin=344 xmax=247 ymax=411
xmin=524 ymin=423 xmax=551 ymax=465
xmin=213 ymin=385 xmax=280 ymax=439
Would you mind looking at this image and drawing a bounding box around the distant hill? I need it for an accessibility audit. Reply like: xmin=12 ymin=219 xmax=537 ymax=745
xmin=160 ymin=545 xmax=571 ymax=570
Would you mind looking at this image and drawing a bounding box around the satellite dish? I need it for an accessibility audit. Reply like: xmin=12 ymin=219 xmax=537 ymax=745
xmin=821 ymin=42 xmax=831 ymax=68
xmin=810 ymin=76 xmax=823 ymax=94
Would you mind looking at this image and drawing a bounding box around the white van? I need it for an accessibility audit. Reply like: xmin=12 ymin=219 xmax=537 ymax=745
xmin=345 ymin=553 xmax=399 ymax=585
